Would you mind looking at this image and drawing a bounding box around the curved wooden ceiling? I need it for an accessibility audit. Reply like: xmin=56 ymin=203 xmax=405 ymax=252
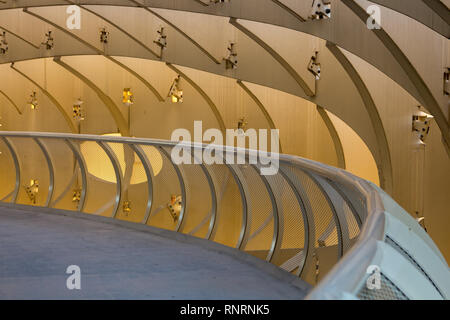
xmin=0 ymin=0 xmax=448 ymax=192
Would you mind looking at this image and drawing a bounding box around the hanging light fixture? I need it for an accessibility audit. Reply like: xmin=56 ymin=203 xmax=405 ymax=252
xmin=123 ymin=200 xmax=132 ymax=215
xmin=99 ymin=27 xmax=109 ymax=44
xmin=168 ymin=75 xmax=183 ymax=103
xmin=223 ymin=42 xmax=238 ymax=70
xmin=309 ymin=0 xmax=331 ymax=20
xmin=28 ymin=91 xmax=38 ymax=110
xmin=412 ymin=108 xmax=434 ymax=144
xmin=307 ymin=51 xmax=321 ymax=80
xmin=122 ymin=88 xmax=134 ymax=106
xmin=237 ymin=117 xmax=247 ymax=136
xmin=24 ymin=179 xmax=39 ymax=204
xmin=41 ymin=30 xmax=54 ymax=50
xmin=72 ymin=98 xmax=85 ymax=121
xmin=167 ymin=195 xmax=182 ymax=222
xmin=72 ymin=188 xmax=81 ymax=204
xmin=153 ymin=26 xmax=167 ymax=50
xmin=0 ymin=31 xmax=8 ymax=55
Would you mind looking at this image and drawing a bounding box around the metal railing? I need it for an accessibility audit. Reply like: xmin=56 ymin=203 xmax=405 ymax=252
xmin=0 ymin=131 xmax=448 ymax=300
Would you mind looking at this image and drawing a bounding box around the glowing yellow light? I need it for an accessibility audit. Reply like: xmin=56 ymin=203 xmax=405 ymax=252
xmin=25 ymin=179 xmax=39 ymax=204
xmin=80 ymin=133 xmax=163 ymax=184
xmin=29 ymin=92 xmax=38 ymax=110
xmin=72 ymin=188 xmax=81 ymax=203
xmin=123 ymin=200 xmax=131 ymax=214
xmin=123 ymin=88 xmax=134 ymax=105
xmin=73 ymin=99 xmax=85 ymax=120
xmin=170 ymin=90 xmax=183 ymax=103
xmin=168 ymin=76 xmax=183 ymax=103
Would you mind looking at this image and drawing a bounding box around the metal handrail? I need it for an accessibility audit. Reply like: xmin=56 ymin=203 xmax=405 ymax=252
xmin=0 ymin=131 xmax=448 ymax=300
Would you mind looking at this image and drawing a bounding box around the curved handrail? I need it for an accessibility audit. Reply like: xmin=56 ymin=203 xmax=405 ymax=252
xmin=0 ymin=131 xmax=448 ymax=300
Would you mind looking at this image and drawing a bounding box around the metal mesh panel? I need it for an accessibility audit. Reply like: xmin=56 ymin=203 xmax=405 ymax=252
xmin=283 ymin=164 xmax=339 ymax=284
xmin=300 ymin=173 xmax=338 ymax=249
xmin=239 ymin=165 xmax=274 ymax=260
xmin=178 ymin=158 xmax=213 ymax=239
xmin=186 ymin=163 xmax=230 ymax=240
xmin=39 ymin=138 xmax=78 ymax=211
xmin=344 ymin=200 xmax=360 ymax=241
xmin=358 ymin=273 xmax=408 ymax=300
xmin=114 ymin=144 xmax=149 ymax=223
xmin=184 ymin=165 xmax=217 ymax=239
xmin=8 ymin=137 xmax=50 ymax=207
xmin=316 ymin=177 xmax=361 ymax=252
xmin=385 ymin=235 xmax=443 ymax=298
xmin=79 ymin=140 xmax=117 ymax=217
xmin=265 ymin=170 xmax=306 ymax=272
xmin=314 ymin=176 xmax=355 ymax=254
xmin=209 ymin=164 xmax=243 ymax=248
xmin=144 ymin=145 xmax=181 ymax=231
xmin=330 ymin=180 xmax=367 ymax=223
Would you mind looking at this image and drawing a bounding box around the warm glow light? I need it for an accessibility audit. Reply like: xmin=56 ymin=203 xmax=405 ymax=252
xmin=170 ymin=91 xmax=183 ymax=103
xmin=123 ymin=88 xmax=134 ymax=106
xmin=24 ymin=179 xmax=39 ymax=204
xmin=168 ymin=76 xmax=183 ymax=103
xmin=73 ymin=99 xmax=85 ymax=120
xmin=29 ymin=92 xmax=38 ymax=110
xmin=80 ymin=133 xmax=163 ymax=184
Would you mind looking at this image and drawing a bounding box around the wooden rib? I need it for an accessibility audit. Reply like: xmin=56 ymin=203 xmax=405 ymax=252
xmin=10 ymin=63 xmax=77 ymax=133
xmin=342 ymin=0 xmax=450 ymax=158
xmin=166 ymin=63 xmax=226 ymax=134
xmin=23 ymin=8 xmax=165 ymax=103
xmin=0 ymin=89 xmax=22 ymax=115
xmin=64 ymin=0 xmax=160 ymax=59
xmin=327 ymin=41 xmax=393 ymax=192
xmin=229 ymin=17 xmax=315 ymax=97
xmin=53 ymin=57 xmax=130 ymax=136
xmin=0 ymin=25 xmax=40 ymax=49
xmin=316 ymin=105 xmax=346 ymax=170
xmin=129 ymin=0 xmax=222 ymax=64
xmin=236 ymin=79 xmax=283 ymax=153
xmin=270 ymin=0 xmax=306 ymax=22
xmin=107 ymin=57 xmax=165 ymax=102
